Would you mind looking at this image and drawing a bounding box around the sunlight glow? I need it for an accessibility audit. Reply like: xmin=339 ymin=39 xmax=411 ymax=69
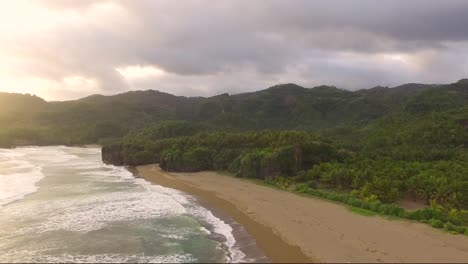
xmin=0 ymin=1 xmax=68 ymax=35
xmin=116 ymin=65 xmax=167 ymax=79
xmin=63 ymin=76 xmax=99 ymax=92
xmin=0 ymin=74 xmax=100 ymax=100
xmin=382 ymin=53 xmax=411 ymax=64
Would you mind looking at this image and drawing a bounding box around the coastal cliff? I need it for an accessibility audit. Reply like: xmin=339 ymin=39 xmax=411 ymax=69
xmin=102 ymin=144 xmax=125 ymax=166
xmin=102 ymin=143 xmax=159 ymax=166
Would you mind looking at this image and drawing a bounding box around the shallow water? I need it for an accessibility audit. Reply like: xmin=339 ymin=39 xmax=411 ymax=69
xmin=0 ymin=146 xmax=245 ymax=263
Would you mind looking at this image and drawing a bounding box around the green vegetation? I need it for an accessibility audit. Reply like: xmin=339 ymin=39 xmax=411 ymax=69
xmin=347 ymin=206 xmax=378 ymax=216
xmin=2 ymin=79 xmax=468 ymax=234
xmin=0 ymin=82 xmax=449 ymax=146
xmin=294 ymin=183 xmax=467 ymax=235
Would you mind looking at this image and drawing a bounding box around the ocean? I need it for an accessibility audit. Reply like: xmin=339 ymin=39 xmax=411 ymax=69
xmin=0 ymin=146 xmax=248 ymax=263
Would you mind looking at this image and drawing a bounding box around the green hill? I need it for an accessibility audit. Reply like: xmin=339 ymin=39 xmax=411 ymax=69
xmin=1 ymin=79 xmax=467 ymax=147
xmin=1 ymin=79 xmax=468 ymax=233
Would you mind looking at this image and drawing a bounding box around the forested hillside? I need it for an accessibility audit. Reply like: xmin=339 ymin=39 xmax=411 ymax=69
xmin=1 ymin=79 xmax=467 ymax=147
xmin=1 ymin=79 xmax=468 ymax=233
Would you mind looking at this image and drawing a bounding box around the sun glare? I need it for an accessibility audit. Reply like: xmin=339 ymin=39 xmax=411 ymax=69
xmin=116 ymin=65 xmax=167 ymax=79
xmin=0 ymin=1 xmax=63 ymax=35
xmin=382 ymin=53 xmax=410 ymax=64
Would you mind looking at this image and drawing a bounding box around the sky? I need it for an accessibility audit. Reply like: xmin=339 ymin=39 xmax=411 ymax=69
xmin=0 ymin=0 xmax=467 ymax=101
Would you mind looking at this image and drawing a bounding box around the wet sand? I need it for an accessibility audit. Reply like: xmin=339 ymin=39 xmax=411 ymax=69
xmin=136 ymin=164 xmax=468 ymax=263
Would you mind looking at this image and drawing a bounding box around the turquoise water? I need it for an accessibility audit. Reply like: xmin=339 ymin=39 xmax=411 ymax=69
xmin=0 ymin=146 xmax=245 ymax=263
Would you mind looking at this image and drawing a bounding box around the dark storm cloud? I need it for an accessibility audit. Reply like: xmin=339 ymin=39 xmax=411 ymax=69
xmin=260 ymin=0 xmax=468 ymax=42
xmin=6 ymin=0 xmax=468 ymax=99
xmin=109 ymin=0 xmax=468 ymax=75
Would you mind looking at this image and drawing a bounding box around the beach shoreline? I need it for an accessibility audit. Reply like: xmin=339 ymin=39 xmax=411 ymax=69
xmin=131 ymin=166 xmax=311 ymax=263
xmin=135 ymin=164 xmax=468 ymax=263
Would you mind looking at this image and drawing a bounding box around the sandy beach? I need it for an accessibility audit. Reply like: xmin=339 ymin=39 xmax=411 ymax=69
xmin=136 ymin=164 xmax=468 ymax=263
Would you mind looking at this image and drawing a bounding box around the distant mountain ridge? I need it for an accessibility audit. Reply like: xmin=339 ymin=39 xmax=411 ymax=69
xmin=1 ymin=81 xmax=438 ymax=103
xmin=0 ymin=79 xmax=467 ymax=147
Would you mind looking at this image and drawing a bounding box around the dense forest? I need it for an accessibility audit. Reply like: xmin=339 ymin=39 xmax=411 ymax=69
xmin=1 ymin=80 xmax=460 ymax=147
xmin=2 ymin=79 xmax=468 ymax=234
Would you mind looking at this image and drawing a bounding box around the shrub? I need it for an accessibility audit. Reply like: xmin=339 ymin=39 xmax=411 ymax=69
xmin=239 ymin=151 xmax=264 ymax=178
xmin=361 ymin=201 xmax=371 ymax=210
xmin=228 ymin=156 xmax=242 ymax=176
xmin=430 ymin=218 xmax=444 ymax=229
xmin=347 ymin=197 xmax=362 ymax=208
xmin=387 ymin=204 xmax=406 ymax=217
xmin=443 ymin=222 xmax=466 ymax=234
xmin=377 ymin=204 xmax=390 ymax=214
xmin=408 ymin=208 xmax=448 ymax=223
xmin=363 ymin=194 xmax=380 ymax=204
xmin=266 ymin=176 xmax=293 ymax=189
xmin=213 ymin=149 xmax=242 ymax=170
xmin=295 ymin=183 xmax=310 ymax=193
xmin=310 ymin=189 xmax=322 ymax=197
xmin=369 ymin=201 xmax=382 ymax=212
xmin=181 ymin=147 xmax=213 ymax=171
xmin=447 ymin=209 xmax=466 ymax=226
xmin=292 ymin=170 xmax=308 ymax=182
xmin=306 ymin=180 xmax=318 ymax=189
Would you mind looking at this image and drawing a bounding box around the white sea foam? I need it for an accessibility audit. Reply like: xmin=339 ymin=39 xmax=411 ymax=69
xmin=15 ymin=146 xmax=79 ymax=164
xmin=0 ymin=146 xmax=79 ymax=208
xmin=0 ymin=167 xmax=44 ymax=208
xmin=134 ymin=178 xmax=246 ymax=263
xmin=86 ymin=162 xmax=246 ymax=262
xmin=0 ymin=148 xmax=45 ymax=208
xmin=0 ymin=146 xmax=246 ymax=263
xmin=35 ymin=191 xmax=188 ymax=233
xmin=0 ymin=146 xmax=84 ymax=207
xmin=1 ymin=251 xmax=195 ymax=263
xmin=161 ymin=233 xmax=186 ymax=240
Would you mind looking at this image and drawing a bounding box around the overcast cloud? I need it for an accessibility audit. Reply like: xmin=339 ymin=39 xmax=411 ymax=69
xmin=0 ymin=0 xmax=467 ymax=100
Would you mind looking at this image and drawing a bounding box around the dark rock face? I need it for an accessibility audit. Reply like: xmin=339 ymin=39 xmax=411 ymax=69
xmin=101 ymin=145 xmax=125 ymax=166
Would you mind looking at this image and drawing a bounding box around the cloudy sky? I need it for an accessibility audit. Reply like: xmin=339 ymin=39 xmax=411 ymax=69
xmin=0 ymin=0 xmax=467 ymax=100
